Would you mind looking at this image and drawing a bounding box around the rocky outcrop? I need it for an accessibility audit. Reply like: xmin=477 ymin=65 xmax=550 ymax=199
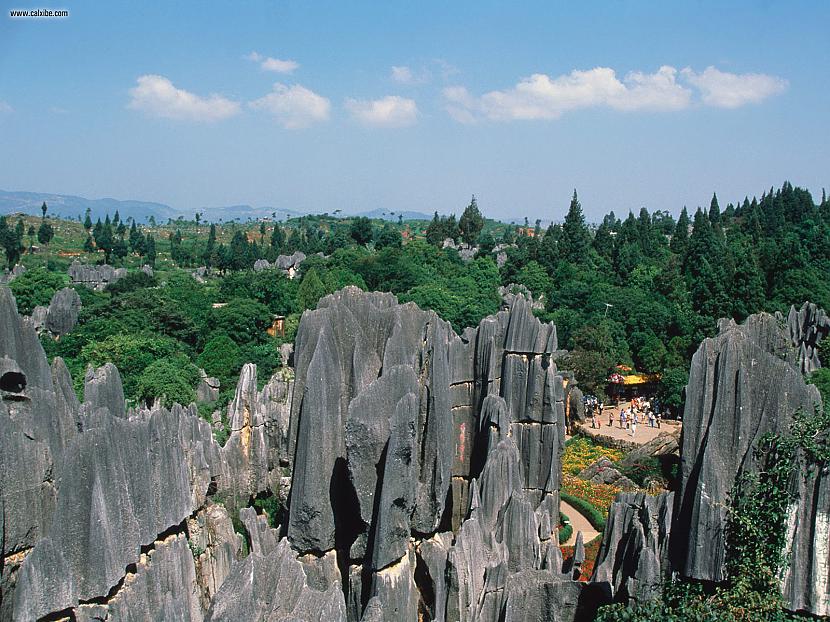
xmin=44 ymin=287 xmax=81 ymax=336
xmin=785 ymin=301 xmax=829 ymax=374
xmin=281 ymin=287 xmax=576 ymax=620
xmin=617 ymin=431 xmax=680 ymax=468
xmin=68 ymin=260 xmax=127 ymax=290
xmin=196 ymin=369 xmax=220 ymax=403
xmin=591 ymin=492 xmax=673 ymax=604
xmin=674 ymin=312 xmax=822 ymax=584
xmin=577 ymin=458 xmax=638 ymax=491
xmin=253 ymin=251 xmax=307 ymax=278
xmin=0 ymin=264 xmax=25 ymax=284
xmin=205 ymin=520 xmax=346 ymax=621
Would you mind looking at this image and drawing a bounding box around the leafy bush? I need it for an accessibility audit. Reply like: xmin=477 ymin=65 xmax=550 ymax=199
xmin=562 ymin=436 xmax=623 ymax=475
xmin=558 ymin=512 xmax=573 ymax=545
xmin=104 ymin=270 xmax=157 ymax=294
xmin=8 ymin=267 xmax=67 ymax=314
xmin=136 ymin=354 xmax=200 ymax=407
xmin=560 ymin=491 xmax=607 ymax=532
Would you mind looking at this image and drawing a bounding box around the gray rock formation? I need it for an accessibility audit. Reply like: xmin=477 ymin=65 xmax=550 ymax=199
xmin=0 ymin=264 xmax=26 ymax=284
xmin=592 ymin=492 xmax=673 ymax=604
xmin=83 ymin=362 xmax=126 ymax=419
xmin=44 ymin=287 xmax=81 ymax=336
xmin=68 ymin=260 xmax=127 ymax=290
xmin=196 ymin=369 xmax=220 ymax=403
xmin=674 ymin=312 xmax=822 ymax=584
xmin=577 ymin=457 xmax=638 ymax=491
xmin=785 ymin=301 xmax=829 ymax=374
xmin=617 ymin=431 xmax=680 ymax=468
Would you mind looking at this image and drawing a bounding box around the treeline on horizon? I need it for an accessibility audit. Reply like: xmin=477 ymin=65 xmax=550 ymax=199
xmin=3 ymin=181 xmax=829 ymax=422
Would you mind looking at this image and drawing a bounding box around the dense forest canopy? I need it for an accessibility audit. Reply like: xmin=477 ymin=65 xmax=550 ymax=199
xmin=3 ymin=182 xmax=828 ymax=422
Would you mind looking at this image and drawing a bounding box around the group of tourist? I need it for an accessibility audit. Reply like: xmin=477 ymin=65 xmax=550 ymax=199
xmin=585 ymin=395 xmax=664 ymax=438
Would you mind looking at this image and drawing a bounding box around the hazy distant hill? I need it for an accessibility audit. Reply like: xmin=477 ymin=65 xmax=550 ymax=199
xmin=357 ymin=208 xmax=433 ymax=221
xmin=195 ymin=204 xmax=306 ymax=222
xmin=0 ymin=189 xmax=433 ymax=223
xmin=0 ymin=190 xmax=175 ymax=222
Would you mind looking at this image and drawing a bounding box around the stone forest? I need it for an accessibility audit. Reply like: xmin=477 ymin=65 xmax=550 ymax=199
xmin=1 ymin=181 xmax=830 ymax=621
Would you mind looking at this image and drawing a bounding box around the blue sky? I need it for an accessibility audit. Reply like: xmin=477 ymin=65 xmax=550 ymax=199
xmin=0 ymin=1 xmax=828 ymax=222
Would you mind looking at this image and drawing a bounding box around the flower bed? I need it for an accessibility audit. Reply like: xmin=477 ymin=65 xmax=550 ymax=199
xmin=561 ymin=534 xmax=603 ymax=581
xmin=562 ymin=436 xmax=623 ymax=475
xmin=562 ymin=474 xmax=621 ymax=514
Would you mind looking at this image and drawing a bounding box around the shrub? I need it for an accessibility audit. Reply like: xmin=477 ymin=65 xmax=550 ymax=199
xmin=560 ymin=492 xmax=608 ymax=532
xmin=8 ymin=267 xmax=67 ymax=314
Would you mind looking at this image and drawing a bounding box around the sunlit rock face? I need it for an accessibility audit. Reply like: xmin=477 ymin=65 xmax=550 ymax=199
xmin=10 ymin=280 xmax=825 ymax=621
xmin=674 ymin=312 xmax=822 ymax=584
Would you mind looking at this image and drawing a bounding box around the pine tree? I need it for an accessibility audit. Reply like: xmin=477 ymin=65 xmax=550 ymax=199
xmin=270 ymin=223 xmax=285 ymax=253
xmin=83 ymin=209 xmax=92 ymax=232
xmin=145 ymin=235 xmax=156 ymax=267
xmin=670 ymin=207 xmax=690 ymax=255
xmin=298 ymin=267 xmax=327 ymax=310
xmin=560 ymin=190 xmax=591 ymax=264
xmin=41 ymin=201 xmax=47 ymax=218
xmin=458 ymin=195 xmax=484 ymax=246
xmin=708 ymin=193 xmax=720 ymax=227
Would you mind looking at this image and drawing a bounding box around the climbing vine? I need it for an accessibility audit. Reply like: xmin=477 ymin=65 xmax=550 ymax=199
xmin=596 ymin=405 xmax=829 ymax=622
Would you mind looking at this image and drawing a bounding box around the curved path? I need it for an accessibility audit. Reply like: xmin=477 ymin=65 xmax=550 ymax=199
xmin=560 ymin=500 xmax=600 ymax=547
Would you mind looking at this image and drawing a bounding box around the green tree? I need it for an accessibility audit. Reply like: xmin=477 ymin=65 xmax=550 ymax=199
xmin=197 ymin=334 xmax=243 ymax=383
xmin=8 ymin=267 xmax=66 ymax=314
xmin=458 ymin=195 xmax=484 ymax=245
xmin=560 ymin=190 xmax=591 ymax=264
xmin=83 ymin=208 xmax=92 ymax=232
xmin=136 ymin=355 xmax=200 ymax=408
xmin=374 ymin=224 xmax=403 ymax=250
xmin=514 ymin=260 xmax=552 ymax=298
xmin=207 ymin=298 xmax=272 ymax=345
xmin=41 ymin=201 xmax=47 ymax=218
xmin=298 ymin=267 xmax=327 ymax=311
xmin=37 ymin=220 xmax=54 ymax=248
xmin=670 ymin=207 xmax=690 ymax=255
xmin=349 ymin=217 xmax=373 ymax=245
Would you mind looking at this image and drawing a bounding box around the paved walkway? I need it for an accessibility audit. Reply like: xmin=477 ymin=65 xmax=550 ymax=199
xmin=560 ymin=500 xmax=600 ymax=547
xmin=577 ymin=400 xmax=681 ymax=446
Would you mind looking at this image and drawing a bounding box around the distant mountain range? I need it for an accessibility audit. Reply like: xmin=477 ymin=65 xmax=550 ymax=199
xmin=0 ymin=190 xmax=434 ymax=223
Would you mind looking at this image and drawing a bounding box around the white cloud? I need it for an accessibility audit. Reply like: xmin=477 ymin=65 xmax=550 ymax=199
xmin=128 ymin=75 xmax=240 ymax=122
xmin=477 ymin=66 xmax=691 ymax=121
xmin=249 ymin=83 xmax=330 ymax=129
xmin=443 ymin=86 xmax=478 ymax=124
xmin=245 ymin=51 xmax=299 ymax=74
xmin=681 ymin=66 xmax=787 ymax=108
xmin=391 ymin=65 xmax=430 ymax=85
xmin=0 ymin=100 xmax=12 ymax=114
xmin=445 ymin=65 xmax=787 ymax=122
xmin=345 ymin=95 xmax=418 ymax=127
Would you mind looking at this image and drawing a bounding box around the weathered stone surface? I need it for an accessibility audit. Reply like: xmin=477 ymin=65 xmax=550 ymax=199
xmin=780 ymin=451 xmax=830 ymax=617
xmin=44 ymin=287 xmax=81 ymax=336
xmin=190 ymin=504 xmax=243 ymax=608
xmin=205 ymin=539 xmax=347 ymax=622
xmin=502 ymin=569 xmax=607 ymax=622
xmin=196 ymin=369 xmax=220 ymax=403
xmin=577 ymin=457 xmax=638 ymax=490
xmin=104 ymin=533 xmax=203 ymax=622
xmin=618 ymin=431 xmax=680 ymax=468
xmin=785 ymin=301 xmax=829 ymax=374
xmin=83 ymin=362 xmax=126 ymax=419
xmin=674 ymin=313 xmax=822 ymax=584
xmin=592 ymin=492 xmax=674 ymax=604
xmin=68 ymin=260 xmax=126 ymax=290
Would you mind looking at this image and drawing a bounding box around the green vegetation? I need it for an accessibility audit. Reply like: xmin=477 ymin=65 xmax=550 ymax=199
xmin=597 ymin=407 xmax=829 ymax=621
xmin=5 ymin=181 xmax=828 ymax=439
xmin=558 ymin=512 xmax=573 ymax=545
xmin=559 ymin=492 xmax=607 ymax=532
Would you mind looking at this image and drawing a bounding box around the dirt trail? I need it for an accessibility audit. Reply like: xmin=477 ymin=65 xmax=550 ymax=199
xmin=560 ymin=500 xmax=600 ymax=547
